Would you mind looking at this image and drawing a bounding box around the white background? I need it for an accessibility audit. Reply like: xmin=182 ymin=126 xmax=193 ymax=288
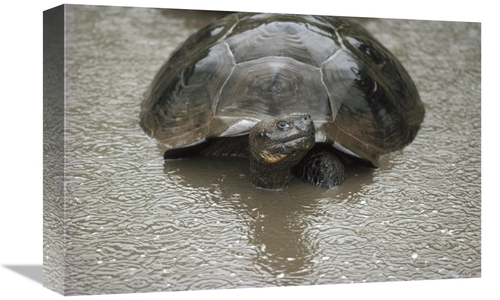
xmin=1 ymin=0 xmax=496 ymax=299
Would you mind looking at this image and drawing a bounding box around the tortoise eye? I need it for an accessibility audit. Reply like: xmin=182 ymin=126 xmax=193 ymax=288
xmin=276 ymin=121 xmax=292 ymax=131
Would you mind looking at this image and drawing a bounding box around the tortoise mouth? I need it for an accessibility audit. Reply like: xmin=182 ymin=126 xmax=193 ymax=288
xmin=280 ymin=135 xmax=315 ymax=149
xmin=258 ymin=134 xmax=315 ymax=166
xmin=267 ymin=133 xmax=315 ymax=160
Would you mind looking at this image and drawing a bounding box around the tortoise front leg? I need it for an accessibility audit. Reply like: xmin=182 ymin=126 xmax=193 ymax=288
xmin=293 ymin=145 xmax=347 ymax=188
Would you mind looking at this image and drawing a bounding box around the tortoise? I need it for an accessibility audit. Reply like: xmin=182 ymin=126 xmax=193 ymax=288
xmin=139 ymin=12 xmax=425 ymax=190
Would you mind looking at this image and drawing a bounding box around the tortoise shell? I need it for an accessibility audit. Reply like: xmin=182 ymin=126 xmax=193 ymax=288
xmin=140 ymin=12 xmax=425 ymax=167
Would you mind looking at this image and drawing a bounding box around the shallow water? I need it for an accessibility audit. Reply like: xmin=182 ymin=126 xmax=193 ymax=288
xmin=43 ymin=5 xmax=480 ymax=295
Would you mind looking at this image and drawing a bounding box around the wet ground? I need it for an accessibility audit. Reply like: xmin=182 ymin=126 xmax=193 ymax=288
xmin=43 ymin=5 xmax=480 ymax=296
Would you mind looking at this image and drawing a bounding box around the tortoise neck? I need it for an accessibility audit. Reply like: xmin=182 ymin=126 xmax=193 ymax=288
xmin=249 ymin=158 xmax=295 ymax=190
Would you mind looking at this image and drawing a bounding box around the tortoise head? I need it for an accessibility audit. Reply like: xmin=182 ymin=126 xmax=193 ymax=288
xmin=248 ymin=113 xmax=316 ymax=190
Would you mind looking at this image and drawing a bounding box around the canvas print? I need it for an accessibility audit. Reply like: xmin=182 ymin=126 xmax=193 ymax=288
xmin=43 ymin=4 xmax=481 ymax=296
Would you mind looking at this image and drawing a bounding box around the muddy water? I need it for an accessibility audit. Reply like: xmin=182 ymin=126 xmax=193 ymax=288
xmin=43 ymin=5 xmax=480 ymax=295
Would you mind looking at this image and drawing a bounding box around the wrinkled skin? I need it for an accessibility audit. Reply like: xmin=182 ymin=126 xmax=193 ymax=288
xmin=292 ymin=144 xmax=347 ymax=188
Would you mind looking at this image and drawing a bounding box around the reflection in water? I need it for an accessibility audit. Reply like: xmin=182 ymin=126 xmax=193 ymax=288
xmin=162 ymin=156 xmax=377 ymax=287
xmin=248 ymin=199 xmax=318 ymax=283
xmin=181 ymin=161 xmax=319 ymax=283
xmin=43 ymin=5 xmax=481 ymax=296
